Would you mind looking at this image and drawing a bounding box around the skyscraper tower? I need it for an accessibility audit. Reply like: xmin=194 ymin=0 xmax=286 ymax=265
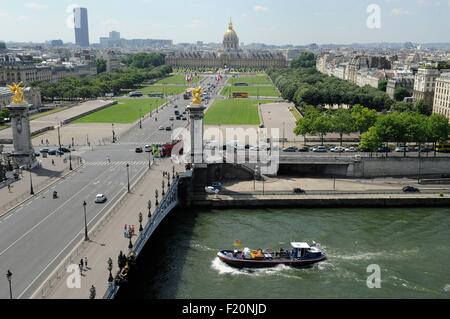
xmin=74 ymin=7 xmax=90 ymax=47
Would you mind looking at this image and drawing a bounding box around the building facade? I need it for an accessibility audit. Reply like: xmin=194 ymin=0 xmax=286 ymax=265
xmin=0 ymin=63 xmax=52 ymax=86
xmin=74 ymin=7 xmax=90 ymax=47
xmin=166 ymin=20 xmax=287 ymax=70
xmin=433 ymin=73 xmax=450 ymax=121
xmin=413 ymin=68 xmax=441 ymax=105
xmin=386 ymin=77 xmax=415 ymax=100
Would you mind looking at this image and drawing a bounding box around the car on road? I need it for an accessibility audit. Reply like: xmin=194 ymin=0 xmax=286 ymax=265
xmin=135 ymin=147 xmax=143 ymax=153
xmin=312 ymin=146 xmax=327 ymax=153
xmin=402 ymin=186 xmax=420 ymax=193
xmin=395 ymin=146 xmax=409 ymax=153
xmin=205 ymin=186 xmax=220 ymax=194
xmin=158 ymin=126 xmax=165 ymax=130
xmin=169 ymin=116 xmax=175 ymax=121
xmin=176 ymin=116 xmax=181 ymax=120
xmin=94 ymin=194 xmax=107 ymax=203
xmin=330 ymin=146 xmax=346 ymax=153
xmin=128 ymin=91 xmax=143 ymax=97
xmin=181 ymin=117 xmax=187 ymax=121
xmin=174 ymin=110 xmax=180 ymax=115
xmin=48 ymin=149 xmax=63 ymax=156
xmin=144 ymin=145 xmax=152 ymax=152
xmin=293 ymin=188 xmax=306 ymax=194
xmin=165 ymin=126 xmax=172 ymax=131
xmin=344 ymin=147 xmax=357 ymax=152
xmin=297 ymin=146 xmax=309 ymax=152
xmin=377 ymin=146 xmax=391 ymax=153
xmin=58 ymin=147 xmax=71 ymax=153
xmin=212 ymin=182 xmax=223 ymax=190
xmin=40 ymin=148 xmax=50 ymax=154
xmin=283 ymin=146 xmax=298 ymax=153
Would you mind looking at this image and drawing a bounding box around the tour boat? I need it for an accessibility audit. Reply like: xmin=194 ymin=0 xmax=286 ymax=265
xmin=217 ymin=242 xmax=326 ymax=269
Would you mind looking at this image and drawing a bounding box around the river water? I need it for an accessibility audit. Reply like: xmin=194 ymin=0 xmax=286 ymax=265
xmin=118 ymin=208 xmax=450 ymax=299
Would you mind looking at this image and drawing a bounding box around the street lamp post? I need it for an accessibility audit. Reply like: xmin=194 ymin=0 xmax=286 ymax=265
xmin=69 ymin=154 xmax=73 ymax=171
xmin=126 ymin=164 xmax=130 ymax=193
xmin=147 ymin=200 xmax=152 ymax=218
xmin=128 ymin=234 xmax=133 ymax=250
xmin=139 ymin=109 xmax=142 ymax=129
xmin=107 ymin=257 xmax=113 ymax=283
xmin=83 ymin=201 xmax=89 ymax=241
xmin=139 ymin=212 xmax=143 ymax=232
xmin=57 ymin=125 xmax=62 ymax=157
xmin=6 ymin=270 xmax=12 ymax=299
xmin=155 ymin=189 xmax=159 ymax=207
xmin=29 ymin=164 xmax=34 ymax=195
xmin=172 ymin=166 xmax=175 ymax=180
xmin=162 ymin=180 xmax=165 ymax=196
xmin=112 ymin=124 xmax=116 ymax=143
xmin=167 ymin=173 xmax=171 ymax=187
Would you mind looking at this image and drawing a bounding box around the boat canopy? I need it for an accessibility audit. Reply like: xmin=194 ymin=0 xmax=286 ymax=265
xmin=291 ymin=242 xmax=310 ymax=249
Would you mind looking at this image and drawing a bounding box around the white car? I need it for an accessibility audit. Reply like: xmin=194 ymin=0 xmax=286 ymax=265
xmin=330 ymin=146 xmax=345 ymax=153
xmin=94 ymin=194 xmax=107 ymax=203
xmin=205 ymin=186 xmax=220 ymax=194
xmin=345 ymin=147 xmax=357 ymax=152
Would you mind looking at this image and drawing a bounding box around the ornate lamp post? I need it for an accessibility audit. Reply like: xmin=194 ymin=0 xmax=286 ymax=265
xmin=162 ymin=180 xmax=165 ymax=196
xmin=69 ymin=154 xmax=73 ymax=171
xmin=83 ymin=201 xmax=89 ymax=241
xmin=167 ymin=173 xmax=171 ymax=187
xmin=107 ymin=257 xmax=113 ymax=283
xmin=6 ymin=270 xmax=12 ymax=299
xmin=126 ymin=163 xmax=130 ymax=193
xmin=29 ymin=164 xmax=34 ymax=195
xmin=128 ymin=234 xmax=133 ymax=250
xmin=139 ymin=212 xmax=143 ymax=232
xmin=172 ymin=166 xmax=175 ymax=180
xmin=112 ymin=124 xmax=116 ymax=143
xmin=147 ymin=200 xmax=152 ymax=218
xmin=139 ymin=109 xmax=142 ymax=129
xmin=155 ymin=189 xmax=159 ymax=207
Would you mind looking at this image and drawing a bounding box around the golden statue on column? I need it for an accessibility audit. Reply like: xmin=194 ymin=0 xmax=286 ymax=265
xmin=192 ymin=87 xmax=203 ymax=105
xmin=7 ymin=82 xmax=26 ymax=104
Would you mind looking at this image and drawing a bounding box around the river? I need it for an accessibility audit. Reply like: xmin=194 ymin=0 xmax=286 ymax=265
xmin=117 ymin=207 xmax=450 ymax=299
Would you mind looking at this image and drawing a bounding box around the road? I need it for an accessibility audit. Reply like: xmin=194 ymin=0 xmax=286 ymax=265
xmin=0 ymin=75 xmax=222 ymax=299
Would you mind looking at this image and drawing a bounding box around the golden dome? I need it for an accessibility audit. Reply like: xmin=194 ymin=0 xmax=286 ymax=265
xmin=224 ymin=20 xmax=237 ymax=38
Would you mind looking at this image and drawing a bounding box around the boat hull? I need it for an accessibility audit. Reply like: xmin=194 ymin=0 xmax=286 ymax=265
xmin=217 ymin=250 xmax=327 ymax=269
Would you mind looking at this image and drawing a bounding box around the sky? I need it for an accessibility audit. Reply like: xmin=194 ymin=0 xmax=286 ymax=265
xmin=0 ymin=0 xmax=449 ymax=45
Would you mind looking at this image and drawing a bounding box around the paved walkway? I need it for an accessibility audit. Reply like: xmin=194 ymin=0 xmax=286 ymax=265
xmin=0 ymin=100 xmax=114 ymax=141
xmin=43 ymin=158 xmax=183 ymax=299
xmin=0 ymin=155 xmax=81 ymax=216
xmin=260 ymin=102 xmax=300 ymax=144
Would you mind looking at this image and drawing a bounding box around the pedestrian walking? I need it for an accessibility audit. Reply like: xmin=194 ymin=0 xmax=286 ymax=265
xmin=84 ymin=257 xmax=88 ymax=269
xmin=80 ymin=258 xmax=84 ymax=270
xmin=52 ymin=159 xmax=55 ymax=166
xmin=79 ymin=263 xmax=83 ymax=276
xmin=7 ymin=184 xmax=11 ymax=193
xmin=89 ymin=285 xmax=96 ymax=299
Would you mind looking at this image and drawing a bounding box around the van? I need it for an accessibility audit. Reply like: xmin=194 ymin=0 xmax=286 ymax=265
xmin=144 ymin=145 xmax=152 ymax=152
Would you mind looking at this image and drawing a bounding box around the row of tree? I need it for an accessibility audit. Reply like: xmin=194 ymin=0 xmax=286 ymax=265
xmin=294 ymin=105 xmax=450 ymax=153
xmin=268 ymin=67 xmax=394 ymax=112
xmin=121 ymin=52 xmax=166 ymax=69
xmin=33 ymin=64 xmax=172 ymax=101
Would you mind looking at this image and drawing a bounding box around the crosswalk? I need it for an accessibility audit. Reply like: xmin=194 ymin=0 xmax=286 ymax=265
xmin=84 ymin=161 xmax=150 ymax=167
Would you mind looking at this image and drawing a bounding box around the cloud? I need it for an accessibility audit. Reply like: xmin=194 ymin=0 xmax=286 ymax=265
xmin=254 ymin=5 xmax=269 ymax=12
xmin=24 ymin=2 xmax=48 ymax=11
xmin=391 ymin=8 xmax=412 ymax=16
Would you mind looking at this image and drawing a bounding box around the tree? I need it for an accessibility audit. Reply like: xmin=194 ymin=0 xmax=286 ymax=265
xmin=291 ymin=52 xmax=316 ymax=69
xmin=96 ymin=58 xmax=107 ymax=74
xmin=390 ymin=101 xmax=416 ymax=113
xmin=332 ymin=109 xmax=355 ymax=146
xmin=311 ymin=113 xmax=333 ymax=146
xmin=0 ymin=42 xmax=6 ymax=50
xmin=378 ymin=80 xmax=388 ymax=92
xmin=414 ymin=99 xmax=433 ymax=116
xmin=359 ymin=127 xmax=381 ymax=155
xmin=426 ymin=114 xmax=450 ymax=157
xmin=351 ymin=105 xmax=377 ymax=134
xmin=394 ymin=87 xmax=411 ymax=102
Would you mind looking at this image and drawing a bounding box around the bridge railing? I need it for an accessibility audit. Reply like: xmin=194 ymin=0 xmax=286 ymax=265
xmin=103 ymin=176 xmax=180 ymax=299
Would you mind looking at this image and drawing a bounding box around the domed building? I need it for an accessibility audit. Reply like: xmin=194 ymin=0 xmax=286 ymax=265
xmin=166 ymin=19 xmax=287 ymax=70
xmin=222 ymin=19 xmax=239 ymax=52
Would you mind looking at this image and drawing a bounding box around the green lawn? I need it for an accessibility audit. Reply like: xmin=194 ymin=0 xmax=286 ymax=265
xmin=205 ymin=99 xmax=271 ymax=125
xmin=155 ymin=74 xmax=202 ymax=85
xmin=73 ymin=98 xmax=165 ymax=124
xmin=228 ymin=75 xmax=273 ymax=85
xmin=140 ymin=85 xmax=188 ymax=96
xmin=221 ymin=85 xmax=280 ymax=97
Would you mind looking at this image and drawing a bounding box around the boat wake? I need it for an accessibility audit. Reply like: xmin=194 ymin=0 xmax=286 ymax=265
xmin=444 ymin=284 xmax=450 ymax=292
xmin=211 ymin=257 xmax=317 ymax=280
xmin=329 ymin=248 xmax=419 ymax=261
xmin=190 ymin=241 xmax=216 ymax=252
